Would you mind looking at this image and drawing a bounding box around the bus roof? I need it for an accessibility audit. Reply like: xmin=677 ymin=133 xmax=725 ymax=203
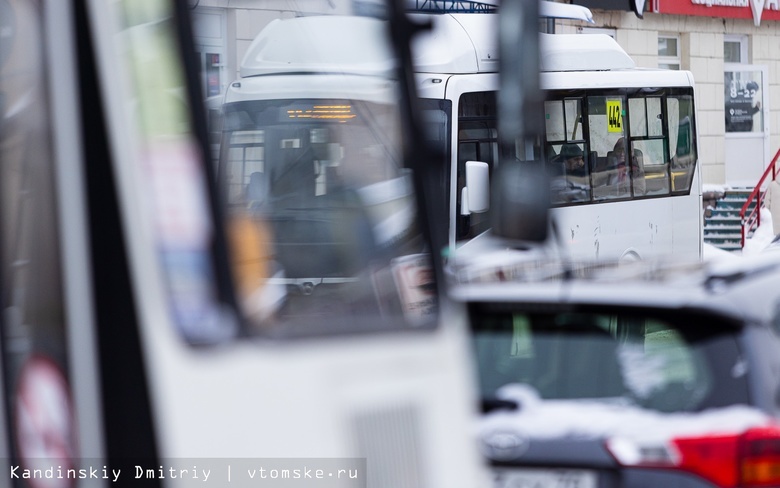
xmin=539 ymin=33 xmax=634 ymax=71
xmin=411 ymin=13 xmax=498 ymax=74
xmin=239 ymin=15 xmax=394 ymax=78
xmin=412 ymin=13 xmax=637 ymax=74
xmin=239 ymin=14 xmax=682 ymax=83
xmin=542 ymin=67 xmax=695 ymax=90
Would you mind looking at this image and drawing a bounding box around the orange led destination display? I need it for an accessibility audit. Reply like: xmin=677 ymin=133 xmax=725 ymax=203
xmin=286 ymin=105 xmax=356 ymax=121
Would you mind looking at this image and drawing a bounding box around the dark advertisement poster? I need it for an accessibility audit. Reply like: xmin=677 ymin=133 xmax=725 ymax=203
xmin=725 ymin=71 xmax=762 ymax=133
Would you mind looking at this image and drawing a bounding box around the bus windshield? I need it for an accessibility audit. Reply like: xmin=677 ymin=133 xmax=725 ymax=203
xmin=223 ymin=99 xmax=404 ymax=210
xmin=220 ymin=95 xmax=436 ymax=334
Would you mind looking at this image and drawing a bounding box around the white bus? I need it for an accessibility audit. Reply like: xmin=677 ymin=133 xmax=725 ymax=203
xmin=0 ymin=2 xmax=487 ymax=487
xmin=412 ymin=13 xmax=702 ymax=261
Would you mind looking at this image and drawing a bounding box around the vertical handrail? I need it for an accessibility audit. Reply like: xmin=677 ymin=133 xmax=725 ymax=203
xmin=740 ymin=147 xmax=780 ymax=247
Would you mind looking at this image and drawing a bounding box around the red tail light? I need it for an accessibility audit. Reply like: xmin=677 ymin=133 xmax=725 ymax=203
xmin=673 ymin=433 xmax=740 ymax=487
xmin=608 ymin=425 xmax=780 ymax=487
xmin=739 ymin=426 xmax=780 ymax=487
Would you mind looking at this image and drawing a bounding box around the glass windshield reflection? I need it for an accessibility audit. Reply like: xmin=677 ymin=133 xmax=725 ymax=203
xmin=202 ymin=12 xmax=437 ymax=335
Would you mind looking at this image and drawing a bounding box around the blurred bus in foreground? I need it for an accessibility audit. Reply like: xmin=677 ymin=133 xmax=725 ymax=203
xmin=0 ymin=1 xmax=488 ymax=487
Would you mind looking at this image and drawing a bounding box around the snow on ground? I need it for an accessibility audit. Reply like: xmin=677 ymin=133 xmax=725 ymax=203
xmin=701 ymin=182 xmax=778 ymax=259
xmin=742 ymin=207 xmax=777 ymax=255
xmin=703 ymin=242 xmax=741 ymax=262
xmin=702 ymin=183 xmax=730 ymax=194
xmin=704 ymin=205 xmax=777 ymax=262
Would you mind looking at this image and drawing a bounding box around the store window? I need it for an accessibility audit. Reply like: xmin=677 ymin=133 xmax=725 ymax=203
xmin=724 ymin=35 xmax=748 ymax=64
xmin=658 ymin=35 xmax=680 ymax=70
xmin=724 ymin=70 xmax=763 ymax=133
xmin=723 ymin=36 xmax=761 ymax=134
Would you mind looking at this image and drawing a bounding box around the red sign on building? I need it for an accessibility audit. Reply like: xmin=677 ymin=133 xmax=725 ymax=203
xmin=652 ymin=0 xmax=780 ymax=26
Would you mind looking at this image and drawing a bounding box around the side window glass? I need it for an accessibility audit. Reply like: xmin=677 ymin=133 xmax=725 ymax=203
xmin=547 ymin=142 xmax=591 ymax=205
xmin=588 ymin=96 xmax=629 ymax=201
xmin=632 ymin=139 xmax=668 ymax=196
xmin=420 ymin=98 xmax=453 ymax=242
xmin=668 ymin=94 xmax=697 ymax=193
xmin=564 ymin=99 xmax=584 ymax=141
xmin=627 ymin=96 xmax=669 ymax=197
xmin=647 ymin=97 xmax=664 ymax=137
xmin=545 ymin=98 xmax=590 ymax=206
xmin=629 ymin=98 xmax=647 ymax=137
xmin=456 ymin=92 xmax=497 ymax=241
xmin=545 ymin=100 xmax=565 ymax=142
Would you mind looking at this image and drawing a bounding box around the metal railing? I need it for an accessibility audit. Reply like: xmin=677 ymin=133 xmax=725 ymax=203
xmin=740 ymin=147 xmax=780 ymax=247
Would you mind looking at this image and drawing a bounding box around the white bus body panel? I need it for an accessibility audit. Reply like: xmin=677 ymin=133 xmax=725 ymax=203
xmin=88 ymin=5 xmax=487 ymax=486
xmin=410 ymin=13 xmax=499 ymax=74
xmin=551 ymin=168 xmax=703 ymax=261
xmin=541 ymin=69 xmax=697 ymax=91
xmin=412 ymin=13 xmax=703 ymax=262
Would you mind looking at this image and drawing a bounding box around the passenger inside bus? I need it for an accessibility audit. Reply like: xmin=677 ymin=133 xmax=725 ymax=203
xmin=630 ymin=148 xmax=647 ymax=195
xmin=608 ymin=141 xmax=630 ymax=196
xmin=613 ymin=138 xmax=647 ymax=196
xmin=592 ymin=137 xmax=646 ymax=199
xmin=548 ymin=143 xmax=591 ymax=204
xmin=559 ymin=143 xmax=587 ymax=177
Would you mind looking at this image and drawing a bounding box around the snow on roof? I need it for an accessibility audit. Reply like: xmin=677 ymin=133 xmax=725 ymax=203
xmin=480 ymin=384 xmax=771 ymax=445
xmin=240 ymin=13 xmax=632 ymax=78
xmin=539 ymin=33 xmax=635 ymax=72
xmin=239 ymin=16 xmax=395 ymax=78
xmin=539 ymin=2 xmax=594 ymax=23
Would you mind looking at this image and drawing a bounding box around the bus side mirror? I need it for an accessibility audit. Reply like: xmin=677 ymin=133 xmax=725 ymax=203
xmin=490 ymin=162 xmax=549 ymax=243
xmin=461 ymin=161 xmax=490 ymax=215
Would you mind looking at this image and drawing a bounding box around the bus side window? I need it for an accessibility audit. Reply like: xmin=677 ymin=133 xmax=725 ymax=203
xmin=633 ymin=139 xmax=669 ymax=196
xmin=668 ymin=95 xmax=697 ymax=193
xmin=631 ymin=148 xmax=647 ymax=196
xmin=547 ymin=143 xmax=592 ymax=205
xmin=544 ymin=98 xmax=590 ymax=206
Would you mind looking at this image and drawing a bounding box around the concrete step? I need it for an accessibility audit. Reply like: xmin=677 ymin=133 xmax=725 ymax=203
xmin=706 ymin=215 xmax=741 ymax=224
xmin=704 ymin=235 xmax=742 ymax=247
xmin=717 ymin=199 xmax=755 ymax=210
